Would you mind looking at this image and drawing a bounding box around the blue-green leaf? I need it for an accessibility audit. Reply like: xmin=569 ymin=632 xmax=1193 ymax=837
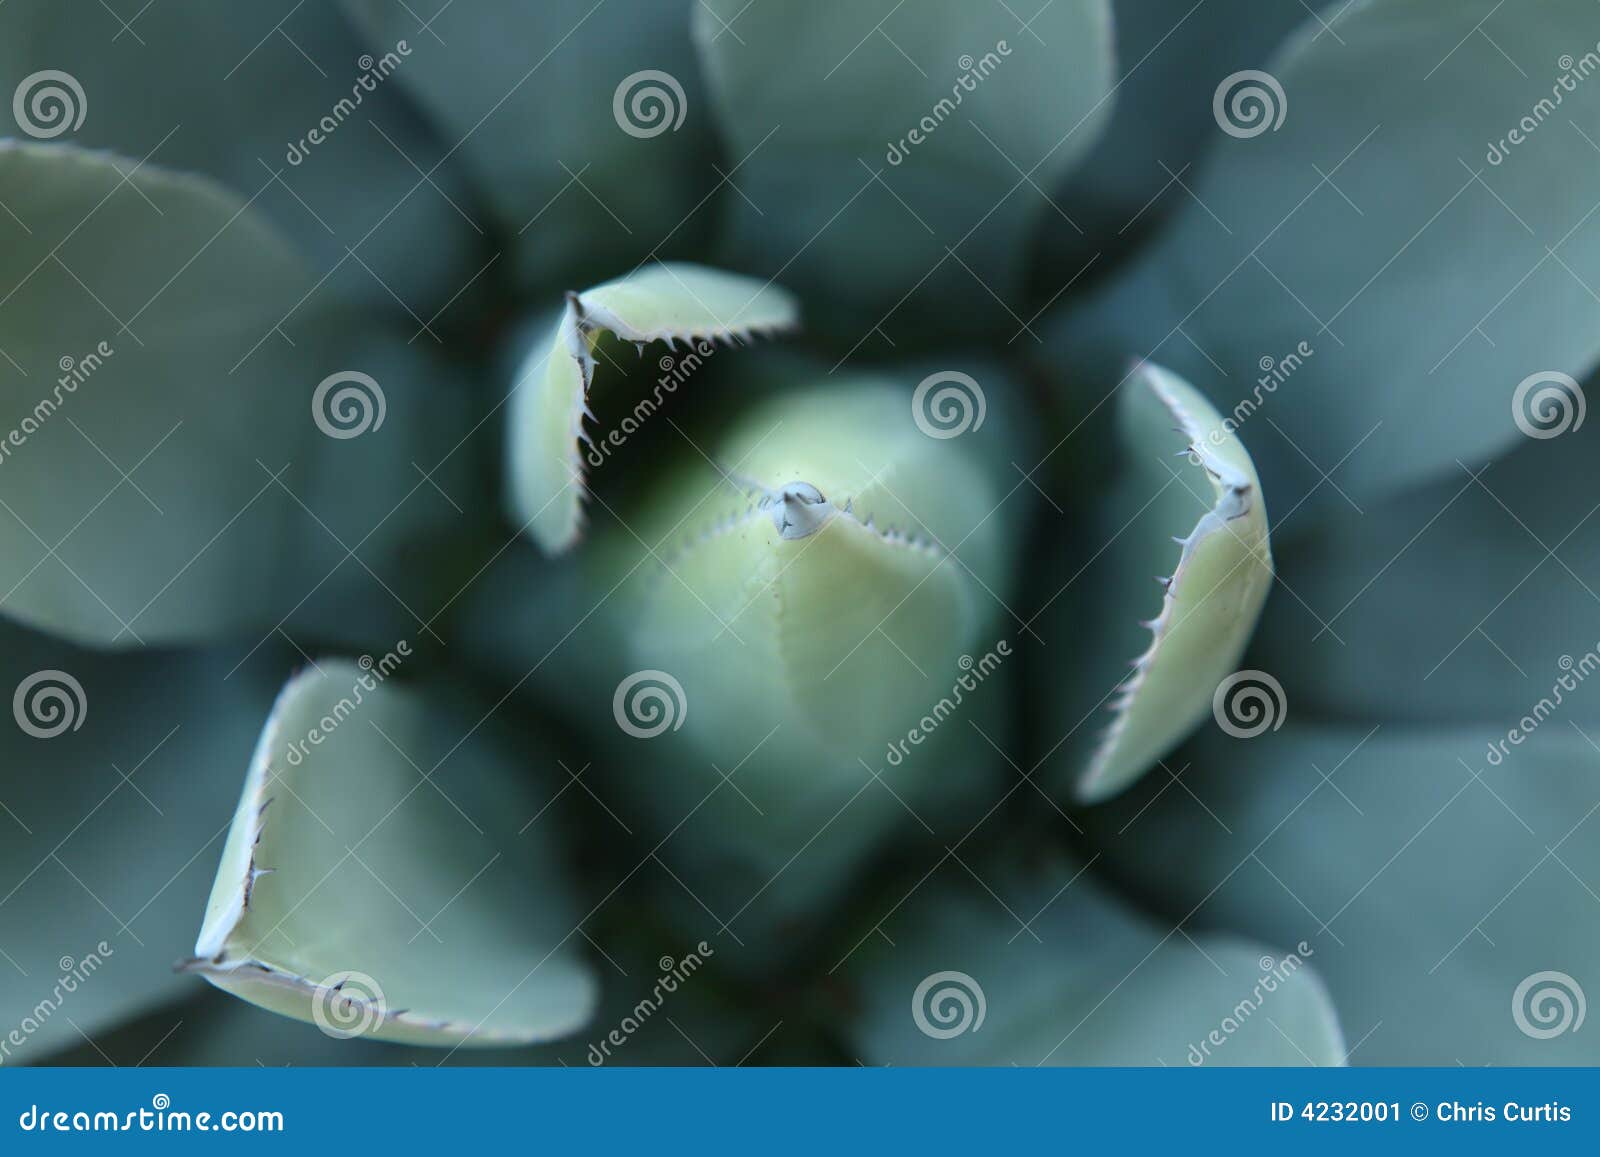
xmin=1048 ymin=0 xmax=1600 ymax=508
xmin=0 ymin=144 xmax=481 ymax=648
xmin=0 ymin=619 xmax=284 ymax=1063
xmin=843 ymin=851 xmax=1345 ymax=1066
xmin=342 ymin=0 xmax=716 ymax=291
xmin=1087 ymin=722 xmax=1600 ymax=1064
xmin=0 ymin=0 xmax=484 ymax=314
xmin=694 ymin=0 xmax=1113 ymax=336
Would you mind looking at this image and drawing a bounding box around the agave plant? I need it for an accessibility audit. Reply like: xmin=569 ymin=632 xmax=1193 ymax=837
xmin=3 ymin=0 xmax=1599 ymax=1068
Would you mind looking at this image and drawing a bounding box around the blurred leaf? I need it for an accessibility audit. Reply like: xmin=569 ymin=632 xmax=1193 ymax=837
xmin=694 ymin=0 xmax=1113 ymax=337
xmin=504 ymin=263 xmax=798 ymax=554
xmin=0 ymin=619 xmax=283 ymax=1063
xmin=1047 ymin=0 xmax=1600 ymax=509
xmin=842 ymin=850 xmax=1345 ymax=1065
xmin=1042 ymin=0 xmax=1318 ymax=269
xmin=186 ymin=662 xmax=597 ymax=1047
xmin=1086 ymin=722 xmax=1600 ymax=1064
xmin=0 ymin=144 xmax=484 ymax=648
xmin=1255 ymin=397 xmax=1600 ymax=724
xmin=342 ymin=0 xmax=716 ymax=291
xmin=1039 ymin=363 xmax=1272 ymax=803
xmin=0 ymin=0 xmax=486 ymax=314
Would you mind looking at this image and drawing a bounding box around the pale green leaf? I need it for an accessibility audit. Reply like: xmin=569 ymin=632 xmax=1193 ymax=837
xmin=505 ymin=263 xmax=798 ymax=554
xmin=185 ymin=662 xmax=597 ymax=1047
xmin=1036 ymin=364 xmax=1272 ymax=802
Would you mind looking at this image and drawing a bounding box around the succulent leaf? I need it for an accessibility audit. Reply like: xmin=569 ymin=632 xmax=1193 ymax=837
xmin=0 ymin=0 xmax=483 ymax=312
xmin=1049 ymin=0 xmax=1600 ymax=508
xmin=693 ymin=0 xmax=1114 ymax=335
xmin=843 ymin=850 xmax=1346 ymax=1066
xmin=186 ymin=663 xmax=597 ymax=1047
xmin=1255 ymin=391 xmax=1600 ymax=723
xmin=1050 ymin=363 xmax=1273 ymax=803
xmin=1087 ymin=722 xmax=1600 ymax=1065
xmin=341 ymin=0 xmax=716 ymax=290
xmin=506 ymin=263 xmax=798 ymax=554
xmin=0 ymin=618 xmax=283 ymax=1062
xmin=0 ymin=144 xmax=482 ymax=648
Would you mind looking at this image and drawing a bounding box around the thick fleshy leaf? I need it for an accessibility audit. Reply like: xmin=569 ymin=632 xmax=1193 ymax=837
xmin=1048 ymin=0 xmax=1600 ymax=509
xmin=1046 ymin=0 xmax=1317 ymax=267
xmin=694 ymin=0 xmax=1114 ymax=337
xmin=842 ymin=851 xmax=1345 ymax=1066
xmin=39 ymin=926 xmax=774 ymax=1066
xmin=1254 ymin=403 xmax=1600 ymax=725
xmin=0 ymin=0 xmax=484 ymax=314
xmin=1039 ymin=363 xmax=1272 ymax=803
xmin=0 ymin=618 xmax=284 ymax=1064
xmin=0 ymin=144 xmax=483 ymax=648
xmin=462 ymin=361 xmax=1031 ymax=954
xmin=184 ymin=663 xmax=597 ymax=1047
xmin=505 ymin=263 xmax=798 ymax=554
xmin=1087 ymin=723 xmax=1600 ymax=1065
xmin=341 ymin=0 xmax=715 ymax=291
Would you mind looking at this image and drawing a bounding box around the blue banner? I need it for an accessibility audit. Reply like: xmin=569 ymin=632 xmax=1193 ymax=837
xmin=3 ymin=1068 xmax=1597 ymax=1153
